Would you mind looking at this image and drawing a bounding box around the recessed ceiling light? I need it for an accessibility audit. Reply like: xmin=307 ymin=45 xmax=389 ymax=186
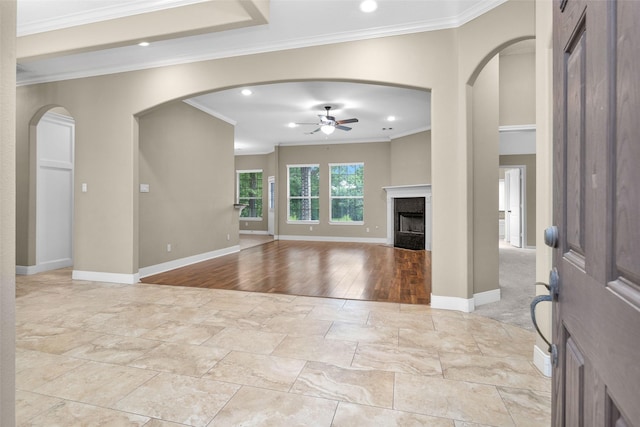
xmin=288 ymin=122 xmax=298 ymax=128
xmin=387 ymin=115 xmax=396 ymax=122
xmin=241 ymin=89 xmax=253 ymax=96
xmin=138 ymin=41 xmax=150 ymax=47
xmin=360 ymin=0 xmax=378 ymax=13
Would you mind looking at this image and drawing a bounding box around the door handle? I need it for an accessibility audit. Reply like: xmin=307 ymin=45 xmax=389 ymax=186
xmin=530 ymin=272 xmax=560 ymax=367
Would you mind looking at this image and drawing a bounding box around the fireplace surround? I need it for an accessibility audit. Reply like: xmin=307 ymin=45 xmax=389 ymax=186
xmin=383 ymin=184 xmax=432 ymax=250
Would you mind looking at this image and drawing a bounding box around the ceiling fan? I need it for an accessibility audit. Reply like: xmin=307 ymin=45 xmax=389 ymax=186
xmin=297 ymin=106 xmax=359 ymax=135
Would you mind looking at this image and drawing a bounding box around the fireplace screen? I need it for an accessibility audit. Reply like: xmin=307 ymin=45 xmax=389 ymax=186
xmin=399 ymin=213 xmax=425 ymax=234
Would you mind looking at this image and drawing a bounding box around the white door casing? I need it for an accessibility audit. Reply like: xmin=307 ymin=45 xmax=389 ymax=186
xmin=268 ymin=175 xmax=275 ymax=236
xmin=507 ymin=168 xmax=522 ymax=247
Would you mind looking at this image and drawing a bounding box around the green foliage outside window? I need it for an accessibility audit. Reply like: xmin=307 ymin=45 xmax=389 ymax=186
xmin=238 ymin=171 xmax=263 ymax=218
xmin=288 ymin=165 xmax=319 ymax=221
xmin=330 ymin=163 xmax=364 ymax=222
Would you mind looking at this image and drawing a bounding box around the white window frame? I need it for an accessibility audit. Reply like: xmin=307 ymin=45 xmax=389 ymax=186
xmin=287 ymin=164 xmax=320 ymax=224
xmin=236 ymin=169 xmax=263 ymax=221
xmin=329 ymin=162 xmax=364 ymax=225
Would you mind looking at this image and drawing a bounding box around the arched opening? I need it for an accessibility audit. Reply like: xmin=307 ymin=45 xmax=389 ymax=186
xmin=27 ymin=106 xmax=76 ymax=274
xmin=467 ymin=38 xmax=536 ymax=326
xmin=135 ymin=79 xmax=433 ymax=304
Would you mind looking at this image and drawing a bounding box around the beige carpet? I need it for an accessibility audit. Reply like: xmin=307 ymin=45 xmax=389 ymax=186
xmin=474 ymin=241 xmax=536 ymax=330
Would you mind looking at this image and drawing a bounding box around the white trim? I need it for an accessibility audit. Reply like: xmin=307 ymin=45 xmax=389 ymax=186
xmin=278 ymin=235 xmax=387 ymax=244
xmin=498 ymin=124 xmax=536 ymax=133
xmin=16 ymin=265 xmax=39 ymax=275
xmin=239 ymin=230 xmax=269 ymax=235
xmin=389 ymin=126 xmax=431 ymax=140
xmin=430 ymin=294 xmax=475 ymax=313
xmin=16 ymin=259 xmax=74 ymax=276
xmin=240 ymin=217 xmax=263 ymax=222
xmin=138 ymin=245 xmax=240 ymax=278
xmin=17 ymin=1 xmax=509 ymax=86
xmin=72 ymin=270 xmax=140 ymax=285
xmin=184 ymin=99 xmax=237 ymax=125
xmin=18 ymin=0 xmax=212 ymax=36
xmin=473 ymin=288 xmax=501 ymax=307
xmin=533 ymin=344 xmax=552 ymax=377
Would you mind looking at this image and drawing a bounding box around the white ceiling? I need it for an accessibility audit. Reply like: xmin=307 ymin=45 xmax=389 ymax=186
xmin=15 ymin=0 xmax=508 ymax=155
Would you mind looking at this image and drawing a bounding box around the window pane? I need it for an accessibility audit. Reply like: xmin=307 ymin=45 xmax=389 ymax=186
xmin=239 ymin=198 xmax=262 ymax=218
xmin=289 ymin=166 xmax=319 ymax=197
xmin=288 ymin=197 xmax=319 ymax=221
xmin=330 ymin=163 xmax=364 ymax=222
xmin=237 ymin=171 xmax=263 ymax=218
xmin=331 ymin=198 xmax=363 ymax=222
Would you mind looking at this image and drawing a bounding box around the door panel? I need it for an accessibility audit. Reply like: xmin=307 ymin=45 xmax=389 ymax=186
xmin=507 ymin=169 xmax=521 ymax=247
xmin=36 ymin=112 xmax=74 ymax=271
xmin=553 ymin=0 xmax=640 ymax=426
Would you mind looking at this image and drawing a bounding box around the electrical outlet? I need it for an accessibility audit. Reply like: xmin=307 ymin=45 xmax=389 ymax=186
xmin=167 ymin=243 xmax=172 ymax=252
xmin=366 ymin=227 xmax=370 ymax=233
xmin=227 ymin=234 xmax=230 ymax=241
xmin=309 ymin=226 xmax=313 ymax=231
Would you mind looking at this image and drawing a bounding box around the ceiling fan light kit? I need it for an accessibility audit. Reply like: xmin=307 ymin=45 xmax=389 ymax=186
xmin=297 ymin=106 xmax=359 ymax=136
xmin=321 ymin=125 xmax=335 ymax=135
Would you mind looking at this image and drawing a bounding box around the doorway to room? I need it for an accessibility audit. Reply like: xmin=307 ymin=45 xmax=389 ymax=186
xmin=35 ymin=110 xmax=75 ymax=273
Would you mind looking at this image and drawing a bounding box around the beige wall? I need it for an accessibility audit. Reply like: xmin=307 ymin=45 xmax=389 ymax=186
xmin=1 ymin=1 xmax=16 ymax=423
xmin=500 ymin=154 xmax=536 ymax=247
xmin=500 ymin=51 xmax=536 ymax=126
xmin=472 ymin=56 xmax=500 ymax=295
xmin=235 ymin=154 xmax=274 ymax=232
xmin=278 ymin=142 xmax=389 ymax=239
xmin=390 ymin=131 xmax=431 ymax=186
xmin=14 ymin=0 xmax=535 ymax=304
xmin=138 ymin=101 xmax=236 ymax=268
xmin=535 ymin=0 xmax=554 ymax=371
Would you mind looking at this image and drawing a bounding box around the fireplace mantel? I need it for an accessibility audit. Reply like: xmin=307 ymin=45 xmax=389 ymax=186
xmin=383 ymin=184 xmax=432 ymax=250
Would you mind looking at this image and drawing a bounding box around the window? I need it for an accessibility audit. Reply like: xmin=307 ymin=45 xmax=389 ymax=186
xmin=287 ymin=165 xmax=319 ymax=222
xmin=330 ymin=163 xmax=364 ymax=223
xmin=237 ymin=170 xmax=263 ymax=219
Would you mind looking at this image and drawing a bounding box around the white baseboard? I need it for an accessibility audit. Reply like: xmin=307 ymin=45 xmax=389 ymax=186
xmin=278 ymin=235 xmax=387 ymax=244
xmin=138 ymin=245 xmax=240 ymax=279
xmin=474 ymin=288 xmax=501 ymax=307
xmin=16 ymin=265 xmax=39 ymax=275
xmin=239 ymin=230 xmax=269 ymax=235
xmin=72 ymin=270 xmax=140 ymax=285
xmin=430 ymin=294 xmax=475 ymax=313
xmin=16 ymin=259 xmax=73 ymax=275
xmin=533 ymin=344 xmax=552 ymax=377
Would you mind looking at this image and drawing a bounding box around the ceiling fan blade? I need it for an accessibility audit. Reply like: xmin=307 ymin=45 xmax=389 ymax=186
xmin=336 ymin=125 xmax=352 ymax=131
xmin=306 ymin=128 xmax=321 ymax=134
xmin=295 ymin=122 xmax=319 ymax=125
xmin=337 ymin=118 xmax=358 ymax=124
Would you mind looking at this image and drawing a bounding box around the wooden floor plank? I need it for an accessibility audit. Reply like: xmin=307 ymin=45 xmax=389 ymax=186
xmin=141 ymin=241 xmax=431 ymax=305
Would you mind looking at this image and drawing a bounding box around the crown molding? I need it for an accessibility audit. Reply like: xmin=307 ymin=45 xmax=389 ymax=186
xmin=18 ymin=0 xmax=211 ymax=37
xmin=183 ymin=99 xmax=237 ymax=125
xmin=16 ymin=0 xmax=508 ymax=86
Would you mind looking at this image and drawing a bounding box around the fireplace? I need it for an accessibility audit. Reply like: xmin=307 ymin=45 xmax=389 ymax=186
xmin=383 ymin=184 xmax=431 ymax=251
xmin=394 ymin=197 xmax=425 ymax=250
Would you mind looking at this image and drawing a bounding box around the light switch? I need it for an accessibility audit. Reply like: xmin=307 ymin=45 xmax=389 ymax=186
xmin=81 ymin=183 xmax=87 ymax=193
xmin=140 ymin=184 xmax=150 ymax=193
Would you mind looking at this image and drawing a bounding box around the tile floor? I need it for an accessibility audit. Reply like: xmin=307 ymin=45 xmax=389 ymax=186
xmin=15 ymin=269 xmax=551 ymax=426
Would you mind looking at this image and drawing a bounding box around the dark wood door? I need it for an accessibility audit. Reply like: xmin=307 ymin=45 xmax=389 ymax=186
xmin=553 ymin=0 xmax=640 ymax=425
